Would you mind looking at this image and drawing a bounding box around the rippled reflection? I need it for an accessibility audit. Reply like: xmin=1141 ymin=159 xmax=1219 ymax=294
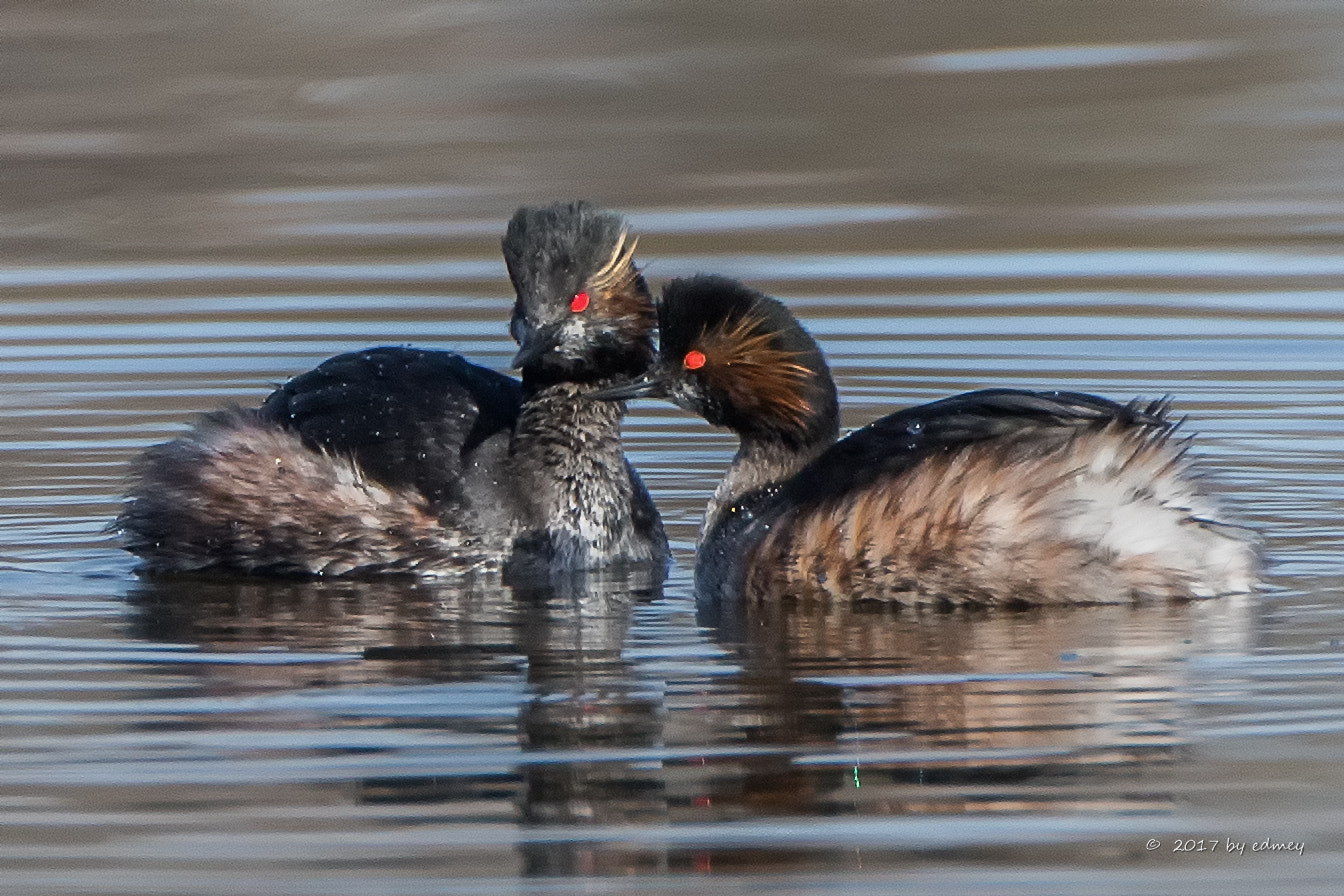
xmin=124 ymin=572 xmax=672 ymax=876
xmin=107 ymin=574 xmax=1264 ymax=875
xmin=695 ymin=599 xmax=1250 ymax=815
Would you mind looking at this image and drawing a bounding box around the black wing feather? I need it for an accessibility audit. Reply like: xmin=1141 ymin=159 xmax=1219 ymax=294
xmin=778 ymin=388 xmax=1169 ymax=510
xmin=259 ymin=347 xmax=522 ymax=506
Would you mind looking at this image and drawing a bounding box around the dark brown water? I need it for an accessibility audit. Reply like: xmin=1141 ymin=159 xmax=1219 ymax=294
xmin=3 ymin=2 xmax=1344 ymax=893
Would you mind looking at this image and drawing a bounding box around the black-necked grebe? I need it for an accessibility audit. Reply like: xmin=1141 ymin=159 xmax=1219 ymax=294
xmin=118 ymin=201 xmax=668 ymax=578
xmin=599 ymin=275 xmax=1259 ymax=606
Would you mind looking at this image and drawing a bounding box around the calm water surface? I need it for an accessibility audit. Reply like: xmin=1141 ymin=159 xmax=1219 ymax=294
xmin=3 ymin=2 xmax=1344 ymax=894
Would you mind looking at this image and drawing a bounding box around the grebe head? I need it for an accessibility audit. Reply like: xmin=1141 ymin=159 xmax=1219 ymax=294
xmin=502 ymin=201 xmax=655 ymax=382
xmin=603 ymin=275 xmax=839 ymax=448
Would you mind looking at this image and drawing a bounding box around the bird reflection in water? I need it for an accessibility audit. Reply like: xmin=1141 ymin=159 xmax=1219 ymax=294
xmin=124 ymin=571 xmax=669 ymax=876
xmin=686 ymin=595 xmax=1253 ymax=833
xmin=122 ymin=576 xmax=1253 ymax=874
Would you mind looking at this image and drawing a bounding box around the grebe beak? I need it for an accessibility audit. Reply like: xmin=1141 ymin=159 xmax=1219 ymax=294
xmin=590 ymin=374 xmax=667 ymax=402
xmin=510 ymin=322 xmax=564 ymax=369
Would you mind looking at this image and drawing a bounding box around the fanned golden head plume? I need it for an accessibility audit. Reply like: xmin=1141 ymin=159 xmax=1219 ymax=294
xmin=696 ymin=309 xmax=817 ymax=432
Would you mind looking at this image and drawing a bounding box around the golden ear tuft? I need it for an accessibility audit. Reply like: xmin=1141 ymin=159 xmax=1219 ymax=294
xmin=589 ymin=230 xmax=640 ymax=293
xmin=697 ymin=311 xmax=816 ymax=431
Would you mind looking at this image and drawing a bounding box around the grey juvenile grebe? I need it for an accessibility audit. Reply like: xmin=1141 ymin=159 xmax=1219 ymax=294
xmin=599 ymin=275 xmax=1258 ymax=606
xmin=118 ymin=201 xmax=668 ymax=578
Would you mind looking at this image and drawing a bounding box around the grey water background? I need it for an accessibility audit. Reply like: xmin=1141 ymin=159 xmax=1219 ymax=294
xmin=3 ymin=1 xmax=1344 ymax=893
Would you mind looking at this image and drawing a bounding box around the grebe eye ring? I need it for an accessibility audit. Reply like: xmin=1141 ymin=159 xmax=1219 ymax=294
xmin=684 ymin=350 xmax=706 ymax=370
xmin=570 ymin=291 xmax=590 ymax=313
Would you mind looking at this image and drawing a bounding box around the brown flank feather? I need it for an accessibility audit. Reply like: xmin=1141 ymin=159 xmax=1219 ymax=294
xmin=741 ymin=422 xmax=1223 ymax=605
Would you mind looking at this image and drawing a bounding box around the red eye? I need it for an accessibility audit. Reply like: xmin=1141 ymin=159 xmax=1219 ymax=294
xmin=684 ymin=350 xmax=706 ymax=370
xmin=570 ymin=291 xmax=590 ymax=313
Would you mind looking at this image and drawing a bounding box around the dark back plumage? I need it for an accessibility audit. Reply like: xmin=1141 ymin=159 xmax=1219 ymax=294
xmin=776 ymin=388 xmax=1170 ymax=513
xmin=259 ymin=347 xmax=522 ymax=509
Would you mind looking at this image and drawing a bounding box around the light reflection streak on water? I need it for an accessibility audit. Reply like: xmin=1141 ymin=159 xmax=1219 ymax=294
xmin=10 ymin=247 xmax=1344 ymax=289
xmin=655 ymin=248 xmax=1344 ymax=281
xmin=0 ymin=261 xmax=503 ymax=288
xmin=875 ymin=40 xmax=1236 ymax=74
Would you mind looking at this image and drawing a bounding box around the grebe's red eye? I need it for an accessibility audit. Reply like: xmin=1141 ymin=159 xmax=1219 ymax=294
xmin=570 ymin=291 xmax=590 ymax=313
xmin=684 ymin=350 xmax=707 ymax=370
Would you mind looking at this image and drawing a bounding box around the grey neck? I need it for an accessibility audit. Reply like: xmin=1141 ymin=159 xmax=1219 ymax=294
xmin=510 ymin=381 xmax=658 ymax=565
xmin=513 ymin=380 xmax=629 ymax=512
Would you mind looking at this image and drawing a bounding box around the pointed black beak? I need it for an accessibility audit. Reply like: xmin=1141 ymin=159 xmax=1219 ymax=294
xmin=510 ymin=322 xmax=564 ymax=369
xmin=589 ymin=374 xmax=667 ymax=402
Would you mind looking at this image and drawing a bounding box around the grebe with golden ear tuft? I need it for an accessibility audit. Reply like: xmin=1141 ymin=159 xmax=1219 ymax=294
xmin=597 ymin=275 xmax=1258 ymax=607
